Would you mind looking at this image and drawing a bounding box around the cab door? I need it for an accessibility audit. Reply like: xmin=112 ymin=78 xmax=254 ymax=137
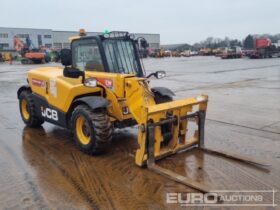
xmin=72 ymin=38 xmax=106 ymax=73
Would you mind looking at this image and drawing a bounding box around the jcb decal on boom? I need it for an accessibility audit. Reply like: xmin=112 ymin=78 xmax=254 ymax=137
xmin=41 ymin=107 xmax=58 ymax=121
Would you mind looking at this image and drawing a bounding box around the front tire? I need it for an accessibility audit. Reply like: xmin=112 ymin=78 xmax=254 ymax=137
xmin=154 ymin=94 xmax=173 ymax=104
xmin=19 ymin=90 xmax=44 ymax=127
xmin=71 ymin=105 xmax=113 ymax=155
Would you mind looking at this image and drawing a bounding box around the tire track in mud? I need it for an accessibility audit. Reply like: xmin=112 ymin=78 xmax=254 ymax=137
xmin=78 ymin=131 xmax=169 ymax=209
xmin=71 ymin=154 xmax=152 ymax=209
xmin=71 ymin=152 xmax=117 ymax=210
xmin=0 ymin=117 xmax=49 ymax=210
xmin=69 ymin=137 xmax=168 ymax=210
xmin=25 ymin=129 xmax=168 ymax=210
xmin=26 ymin=139 xmax=100 ymax=210
xmin=0 ymin=101 xmax=173 ymax=210
xmin=0 ymin=113 xmax=101 ymax=209
xmin=0 ymin=137 xmax=49 ymax=210
xmin=90 ymin=152 xmax=167 ymax=209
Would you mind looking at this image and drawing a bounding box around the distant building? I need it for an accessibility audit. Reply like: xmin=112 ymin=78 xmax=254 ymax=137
xmin=0 ymin=27 xmax=160 ymax=51
xmin=0 ymin=27 xmax=53 ymax=50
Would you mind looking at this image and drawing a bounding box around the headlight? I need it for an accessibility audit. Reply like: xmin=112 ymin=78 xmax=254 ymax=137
xmin=84 ymin=77 xmax=97 ymax=87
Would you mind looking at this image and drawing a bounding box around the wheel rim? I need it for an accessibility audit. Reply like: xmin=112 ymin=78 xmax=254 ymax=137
xmin=21 ymin=99 xmax=30 ymax=120
xmin=76 ymin=115 xmax=91 ymax=145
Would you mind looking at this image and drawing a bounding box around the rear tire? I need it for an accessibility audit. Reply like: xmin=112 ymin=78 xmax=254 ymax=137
xmin=19 ymin=90 xmax=44 ymax=127
xmin=71 ymin=105 xmax=113 ymax=155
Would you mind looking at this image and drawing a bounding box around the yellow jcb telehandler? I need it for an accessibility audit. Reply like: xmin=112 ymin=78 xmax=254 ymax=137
xmin=17 ymin=30 xmax=268 ymax=193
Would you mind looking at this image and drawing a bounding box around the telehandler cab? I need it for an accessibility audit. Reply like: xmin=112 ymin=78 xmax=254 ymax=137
xmin=18 ymin=30 xmax=269 ymax=193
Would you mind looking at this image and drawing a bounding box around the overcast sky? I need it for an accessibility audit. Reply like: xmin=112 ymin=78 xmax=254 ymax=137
xmin=1 ymin=0 xmax=279 ymax=44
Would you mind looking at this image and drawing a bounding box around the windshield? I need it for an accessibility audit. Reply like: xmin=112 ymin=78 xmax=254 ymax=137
xmin=103 ymin=39 xmax=141 ymax=75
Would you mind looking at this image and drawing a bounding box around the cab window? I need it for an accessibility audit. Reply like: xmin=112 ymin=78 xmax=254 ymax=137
xmin=72 ymin=39 xmax=104 ymax=72
xmin=103 ymin=39 xmax=140 ymax=75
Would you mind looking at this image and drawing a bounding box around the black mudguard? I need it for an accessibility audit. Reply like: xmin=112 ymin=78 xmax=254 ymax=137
xmin=17 ymin=85 xmax=31 ymax=99
xmin=151 ymin=87 xmax=175 ymax=98
xmin=73 ymin=96 xmax=109 ymax=110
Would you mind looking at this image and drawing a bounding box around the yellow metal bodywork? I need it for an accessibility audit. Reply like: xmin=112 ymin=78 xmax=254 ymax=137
xmin=28 ymin=66 xmax=208 ymax=166
xmin=135 ymin=95 xmax=208 ymax=166
xmin=123 ymin=75 xmax=208 ymax=166
xmin=28 ymin=67 xmax=135 ymax=121
xmin=28 ymin=67 xmax=103 ymax=113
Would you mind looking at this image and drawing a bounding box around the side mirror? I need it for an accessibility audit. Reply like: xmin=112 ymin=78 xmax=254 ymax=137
xmin=155 ymin=71 xmax=166 ymax=79
xmin=63 ymin=67 xmax=85 ymax=79
xmin=61 ymin=49 xmax=72 ymax=66
xmin=146 ymin=71 xmax=166 ymax=79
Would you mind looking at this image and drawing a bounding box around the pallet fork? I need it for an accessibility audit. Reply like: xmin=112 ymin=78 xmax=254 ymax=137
xmin=134 ymin=95 xmax=270 ymax=193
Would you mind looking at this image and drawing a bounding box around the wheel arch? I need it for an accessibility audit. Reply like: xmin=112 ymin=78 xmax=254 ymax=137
xmin=151 ymin=87 xmax=175 ymax=98
xmin=66 ymin=95 xmax=109 ymax=128
xmin=17 ymin=85 xmax=31 ymax=99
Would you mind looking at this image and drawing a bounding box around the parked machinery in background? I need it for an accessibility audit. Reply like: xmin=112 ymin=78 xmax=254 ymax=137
xmin=221 ymin=46 xmax=243 ymax=59
xmin=213 ymin=48 xmax=225 ymax=57
xmin=0 ymin=52 xmax=13 ymax=62
xmin=180 ymin=50 xmax=191 ymax=57
xmin=149 ymin=48 xmax=165 ymax=58
xmin=0 ymin=53 xmax=3 ymax=62
xmin=13 ymin=36 xmax=51 ymax=64
xmin=171 ymin=50 xmax=181 ymax=57
xmin=50 ymin=50 xmax=61 ymax=62
xmin=250 ymin=38 xmax=280 ymax=59
xmin=199 ymin=48 xmax=214 ymax=56
xmin=163 ymin=50 xmax=171 ymax=57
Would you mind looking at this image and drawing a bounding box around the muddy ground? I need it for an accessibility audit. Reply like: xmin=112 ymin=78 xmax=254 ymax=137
xmin=0 ymin=56 xmax=279 ymax=210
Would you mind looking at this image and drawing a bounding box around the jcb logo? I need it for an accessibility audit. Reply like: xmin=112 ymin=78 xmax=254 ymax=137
xmin=41 ymin=107 xmax=58 ymax=121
